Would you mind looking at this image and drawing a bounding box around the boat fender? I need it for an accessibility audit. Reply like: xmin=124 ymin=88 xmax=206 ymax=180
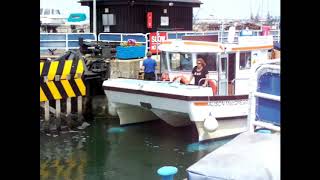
xmin=208 ymin=80 xmax=217 ymax=95
xmin=204 ymin=113 xmax=218 ymax=132
xmin=172 ymin=75 xmax=188 ymax=84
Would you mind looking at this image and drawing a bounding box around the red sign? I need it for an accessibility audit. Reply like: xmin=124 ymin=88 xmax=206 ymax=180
xmin=149 ymin=32 xmax=167 ymax=54
xmin=262 ymin=26 xmax=271 ymax=36
xmin=147 ymin=12 xmax=152 ymax=29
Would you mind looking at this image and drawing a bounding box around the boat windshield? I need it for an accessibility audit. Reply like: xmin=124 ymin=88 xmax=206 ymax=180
xmin=160 ymin=51 xmax=168 ymax=72
xmin=166 ymin=52 xmax=193 ymax=71
xmin=54 ymin=9 xmax=61 ymax=15
xmin=196 ymin=53 xmax=217 ymax=71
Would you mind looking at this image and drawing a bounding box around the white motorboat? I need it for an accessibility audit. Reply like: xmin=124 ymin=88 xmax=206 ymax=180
xmin=103 ymin=36 xmax=277 ymax=141
xmin=40 ymin=8 xmax=66 ymax=26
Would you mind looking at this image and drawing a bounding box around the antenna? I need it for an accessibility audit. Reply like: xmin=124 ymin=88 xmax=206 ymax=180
xmin=250 ymin=0 xmax=253 ymax=20
xmin=267 ymin=0 xmax=270 ymax=17
xmin=256 ymin=0 xmax=260 ymax=21
xmin=193 ymin=7 xmax=201 ymax=22
xmin=262 ymin=0 xmax=264 ymax=19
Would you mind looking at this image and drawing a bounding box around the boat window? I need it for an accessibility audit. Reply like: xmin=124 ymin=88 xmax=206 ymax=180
xmin=221 ymin=58 xmax=227 ymax=72
xmin=55 ymin=10 xmax=61 ymax=15
xmin=44 ymin=9 xmax=50 ymax=15
xmin=160 ymin=51 xmax=168 ymax=71
xmin=169 ymin=52 xmax=193 ymax=71
xmin=40 ymin=8 xmax=43 ymax=15
xmin=240 ymin=51 xmax=251 ymax=70
xmin=196 ymin=53 xmax=217 ymax=71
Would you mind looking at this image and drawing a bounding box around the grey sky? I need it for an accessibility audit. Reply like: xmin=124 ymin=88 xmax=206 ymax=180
xmin=40 ymin=0 xmax=280 ymax=19
xmin=194 ymin=0 xmax=280 ymax=19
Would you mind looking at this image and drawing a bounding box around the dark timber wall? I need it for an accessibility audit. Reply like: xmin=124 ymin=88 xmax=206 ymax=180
xmin=81 ymin=0 xmax=200 ymax=34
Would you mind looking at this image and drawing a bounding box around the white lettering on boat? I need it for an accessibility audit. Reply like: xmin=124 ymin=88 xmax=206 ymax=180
xmin=208 ymin=99 xmax=248 ymax=107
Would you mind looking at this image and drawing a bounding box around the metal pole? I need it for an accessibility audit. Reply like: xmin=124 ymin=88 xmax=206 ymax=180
xmin=93 ymin=0 xmax=97 ymax=36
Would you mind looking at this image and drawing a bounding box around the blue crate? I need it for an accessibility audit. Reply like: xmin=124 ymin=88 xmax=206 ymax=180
xmin=116 ymin=46 xmax=146 ymax=59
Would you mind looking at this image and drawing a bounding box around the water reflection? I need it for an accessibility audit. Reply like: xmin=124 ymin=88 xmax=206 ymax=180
xmin=40 ymin=96 xmax=235 ymax=180
xmin=40 ymin=133 xmax=88 ymax=180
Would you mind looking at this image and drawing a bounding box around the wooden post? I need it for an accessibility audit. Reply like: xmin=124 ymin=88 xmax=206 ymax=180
xmin=43 ymin=100 xmax=50 ymax=132
xmin=65 ymin=97 xmax=72 ymax=127
xmin=66 ymin=98 xmax=71 ymax=116
xmin=44 ymin=101 xmax=50 ymax=121
xmin=77 ymin=96 xmax=82 ymax=115
xmin=55 ymin=99 xmax=61 ymax=130
xmin=56 ymin=100 xmax=61 ymax=119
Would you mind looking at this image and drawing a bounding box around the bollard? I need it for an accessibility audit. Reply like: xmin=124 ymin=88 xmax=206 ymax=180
xmin=157 ymin=166 xmax=178 ymax=180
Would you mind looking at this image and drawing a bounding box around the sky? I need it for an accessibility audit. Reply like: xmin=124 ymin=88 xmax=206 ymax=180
xmin=40 ymin=0 xmax=280 ymax=19
xmin=194 ymin=0 xmax=280 ymax=19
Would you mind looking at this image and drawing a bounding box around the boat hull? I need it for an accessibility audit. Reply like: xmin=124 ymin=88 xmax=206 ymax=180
xmin=195 ymin=117 xmax=247 ymax=141
xmin=103 ymin=79 xmax=249 ymax=141
xmin=116 ymin=103 xmax=159 ymax=125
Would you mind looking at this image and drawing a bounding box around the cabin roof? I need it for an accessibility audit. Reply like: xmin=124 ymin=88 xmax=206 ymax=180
xmin=158 ymin=40 xmax=225 ymax=53
xmin=79 ymin=0 xmax=202 ymax=6
xmin=158 ymin=39 xmax=274 ymax=53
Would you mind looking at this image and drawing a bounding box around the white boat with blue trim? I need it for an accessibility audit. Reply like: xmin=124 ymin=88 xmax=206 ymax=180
xmin=103 ymin=36 xmax=277 ymax=141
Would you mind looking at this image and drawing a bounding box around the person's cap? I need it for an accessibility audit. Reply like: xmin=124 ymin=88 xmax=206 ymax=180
xmin=147 ymin=51 xmax=152 ymax=57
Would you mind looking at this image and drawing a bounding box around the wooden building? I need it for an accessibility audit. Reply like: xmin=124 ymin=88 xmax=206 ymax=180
xmin=80 ymin=0 xmax=201 ymax=34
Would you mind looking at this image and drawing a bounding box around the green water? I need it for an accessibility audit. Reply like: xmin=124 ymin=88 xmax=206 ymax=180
xmin=40 ymin=96 xmax=235 ymax=180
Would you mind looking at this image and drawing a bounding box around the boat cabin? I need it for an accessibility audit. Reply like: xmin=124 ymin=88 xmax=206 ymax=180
xmin=158 ymin=36 xmax=274 ymax=96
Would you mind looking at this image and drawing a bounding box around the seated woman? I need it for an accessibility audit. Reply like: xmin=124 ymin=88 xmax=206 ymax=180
xmin=187 ymin=57 xmax=209 ymax=86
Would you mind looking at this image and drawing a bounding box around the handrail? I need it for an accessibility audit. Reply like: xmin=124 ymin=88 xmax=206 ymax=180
xmin=40 ymin=33 xmax=97 ymax=52
xmin=157 ymin=29 xmax=280 ymax=43
xmin=231 ymin=78 xmax=249 ymax=84
xmin=254 ymin=92 xmax=280 ymax=102
xmin=198 ymin=78 xmax=217 ymax=86
xmin=248 ymin=60 xmax=280 ymax=133
xmin=40 ymin=30 xmax=280 ymax=54
xmin=198 ymin=78 xmax=218 ymax=98
xmin=230 ymin=78 xmax=250 ymax=96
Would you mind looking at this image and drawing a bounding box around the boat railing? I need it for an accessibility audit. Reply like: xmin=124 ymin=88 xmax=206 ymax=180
xmin=231 ymin=78 xmax=249 ymax=84
xmin=198 ymin=78 xmax=218 ymax=87
xmin=198 ymin=78 xmax=218 ymax=101
xmin=198 ymin=78 xmax=219 ymax=95
xmin=40 ymin=32 xmax=148 ymax=55
xmin=156 ymin=29 xmax=280 ymax=43
xmin=40 ymin=33 xmax=97 ymax=52
xmin=248 ymin=61 xmax=280 ymax=133
xmin=199 ymin=78 xmax=250 ymax=96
